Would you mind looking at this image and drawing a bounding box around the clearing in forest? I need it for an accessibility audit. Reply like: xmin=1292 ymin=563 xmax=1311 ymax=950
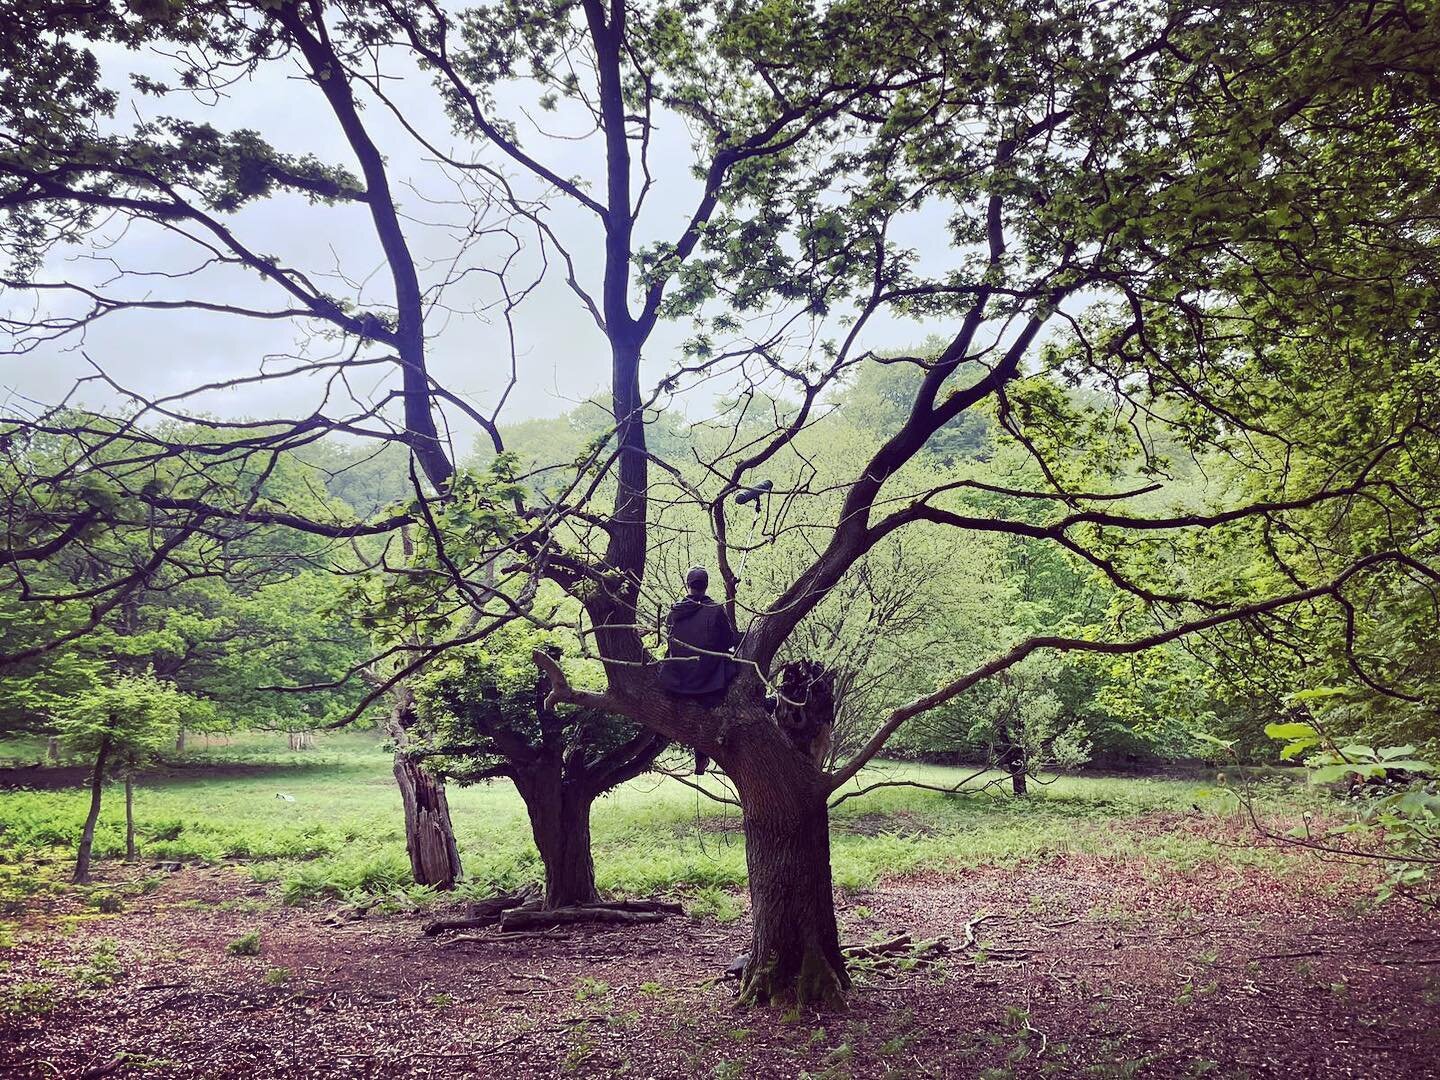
xmin=1 ymin=743 xmax=1437 ymax=1078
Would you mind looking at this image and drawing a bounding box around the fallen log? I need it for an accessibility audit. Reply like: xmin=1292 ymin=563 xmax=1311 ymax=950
xmin=422 ymin=888 xmax=541 ymax=935
xmin=499 ymin=905 xmax=667 ymax=932
xmin=595 ymin=898 xmax=685 ymax=915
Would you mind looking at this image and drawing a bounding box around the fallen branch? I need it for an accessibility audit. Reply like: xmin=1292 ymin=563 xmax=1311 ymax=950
xmin=440 ymin=930 xmax=559 ymax=945
xmin=841 ymin=934 xmax=951 ymax=973
xmin=1036 ymin=918 xmax=1079 ymax=932
xmin=426 ymin=891 xmax=682 ymax=936
xmin=500 ymin=905 xmax=666 ymax=932
xmin=843 ymin=932 xmax=914 ymax=958
xmin=422 ymin=888 xmax=541 ymax=935
xmin=594 ymin=898 xmax=685 ymax=915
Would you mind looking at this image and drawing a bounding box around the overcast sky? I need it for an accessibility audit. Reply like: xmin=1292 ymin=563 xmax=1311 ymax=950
xmin=0 ymin=26 xmax=975 ymax=454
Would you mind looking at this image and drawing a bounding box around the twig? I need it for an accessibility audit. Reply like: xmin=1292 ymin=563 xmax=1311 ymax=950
xmin=963 ymin=912 xmax=1001 ymax=950
xmin=1036 ymin=918 xmax=1079 ymax=932
xmin=1249 ymin=949 xmax=1327 ymax=961
xmin=440 ymin=929 xmax=560 ymax=945
xmin=77 ymin=1059 xmax=126 ymax=1080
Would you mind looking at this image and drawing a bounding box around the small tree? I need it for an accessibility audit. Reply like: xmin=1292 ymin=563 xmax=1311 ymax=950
xmin=57 ymin=673 xmax=187 ymax=883
xmin=418 ymin=630 xmax=668 ymax=914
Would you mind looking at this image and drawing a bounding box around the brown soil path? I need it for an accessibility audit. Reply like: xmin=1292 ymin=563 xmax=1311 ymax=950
xmin=2 ymin=834 xmax=1437 ymax=1078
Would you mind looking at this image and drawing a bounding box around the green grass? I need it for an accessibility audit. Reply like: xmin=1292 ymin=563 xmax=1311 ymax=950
xmin=225 ymin=931 xmax=262 ymax=956
xmin=0 ymin=730 xmax=1324 ymax=907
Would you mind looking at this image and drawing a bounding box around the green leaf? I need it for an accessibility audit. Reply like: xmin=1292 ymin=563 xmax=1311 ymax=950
xmin=1279 ymin=739 xmax=1317 ymax=761
xmin=1337 ymin=745 xmax=1378 ymax=762
xmin=1379 ymin=746 xmax=1418 ymax=761
xmin=1264 ymin=722 xmax=1318 ymax=740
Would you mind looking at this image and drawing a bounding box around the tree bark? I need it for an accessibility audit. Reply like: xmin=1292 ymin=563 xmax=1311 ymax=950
xmin=514 ymin=767 xmax=601 ymax=909
xmin=385 ymin=683 xmax=462 ymax=891
xmin=74 ymin=735 xmax=110 ymax=884
xmin=997 ymin=726 xmax=1027 ymax=796
xmin=393 ymin=752 xmax=462 ymax=890
xmin=46 ymin=736 xmax=60 ymax=764
xmin=124 ymin=772 xmax=136 ymax=861
xmin=175 ymin=728 xmax=185 ymax=755
xmin=726 ymin=724 xmax=849 ymax=1009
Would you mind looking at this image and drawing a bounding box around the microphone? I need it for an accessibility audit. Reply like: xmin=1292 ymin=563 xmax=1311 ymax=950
xmin=735 ymin=479 xmax=773 ymax=506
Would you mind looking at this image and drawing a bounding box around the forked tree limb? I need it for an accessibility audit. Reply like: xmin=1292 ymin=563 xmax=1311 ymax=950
xmin=531 ymin=649 xmax=623 ymax=713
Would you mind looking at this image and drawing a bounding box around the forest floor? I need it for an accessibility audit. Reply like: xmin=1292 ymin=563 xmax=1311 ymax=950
xmin=2 ymin=739 xmax=1438 ymax=1078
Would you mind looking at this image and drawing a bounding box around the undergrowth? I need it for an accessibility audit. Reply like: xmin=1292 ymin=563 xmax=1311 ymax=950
xmin=0 ymin=731 xmax=1331 ymax=909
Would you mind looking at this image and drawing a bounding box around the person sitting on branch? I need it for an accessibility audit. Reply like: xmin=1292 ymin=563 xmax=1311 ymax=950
xmin=658 ymin=566 xmax=739 ymax=698
xmin=658 ymin=566 xmax=740 ymax=773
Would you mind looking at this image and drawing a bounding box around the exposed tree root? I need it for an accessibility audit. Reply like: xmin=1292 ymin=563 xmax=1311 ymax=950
xmin=842 ymin=932 xmax=950 ymax=962
xmin=590 ymin=899 xmax=685 ymax=915
xmin=725 ymin=934 xmax=953 ymax=996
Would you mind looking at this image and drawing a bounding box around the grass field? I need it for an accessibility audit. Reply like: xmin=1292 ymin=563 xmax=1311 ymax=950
xmin=6 ymin=730 xmax=1432 ymax=1080
xmin=0 ymin=729 xmax=1321 ymax=916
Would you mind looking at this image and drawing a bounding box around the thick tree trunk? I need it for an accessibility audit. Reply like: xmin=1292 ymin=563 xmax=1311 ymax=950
xmin=175 ymin=728 xmax=185 ymax=755
xmin=727 ymin=724 xmax=849 ymax=1009
xmin=514 ymin=768 xmax=600 ymax=909
xmin=124 ymin=772 xmax=136 ymax=861
xmin=46 ymin=736 xmax=60 ymax=764
xmin=74 ymin=736 xmax=110 ymax=884
xmin=393 ymin=753 xmax=462 ymax=890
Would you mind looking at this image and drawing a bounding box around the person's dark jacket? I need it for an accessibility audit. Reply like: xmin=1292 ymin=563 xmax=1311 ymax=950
xmin=657 ymin=594 xmax=739 ymax=696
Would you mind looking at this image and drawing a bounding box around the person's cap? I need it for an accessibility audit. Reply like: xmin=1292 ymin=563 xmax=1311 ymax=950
xmin=685 ymin=566 xmax=709 ymax=590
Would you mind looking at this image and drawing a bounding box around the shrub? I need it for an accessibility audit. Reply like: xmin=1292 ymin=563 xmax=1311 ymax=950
xmin=279 ymin=851 xmax=417 ymax=905
xmin=89 ymin=892 xmax=125 ymax=914
xmin=225 ymin=932 xmax=261 ymax=956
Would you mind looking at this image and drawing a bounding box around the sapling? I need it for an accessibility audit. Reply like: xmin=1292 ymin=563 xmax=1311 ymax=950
xmin=57 ymin=672 xmax=189 ymax=883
